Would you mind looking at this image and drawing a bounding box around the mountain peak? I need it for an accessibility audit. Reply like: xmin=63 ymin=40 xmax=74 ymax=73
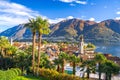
xmin=0 ymin=18 xmax=120 ymax=42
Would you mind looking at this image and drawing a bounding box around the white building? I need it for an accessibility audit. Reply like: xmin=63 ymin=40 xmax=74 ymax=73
xmin=79 ymin=35 xmax=84 ymax=54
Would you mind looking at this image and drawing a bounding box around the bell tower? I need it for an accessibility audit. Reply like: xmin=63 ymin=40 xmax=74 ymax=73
xmin=10 ymin=38 xmax=13 ymax=46
xmin=79 ymin=35 xmax=84 ymax=54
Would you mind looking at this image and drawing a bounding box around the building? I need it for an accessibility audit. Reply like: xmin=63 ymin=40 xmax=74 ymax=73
xmin=104 ymin=54 xmax=120 ymax=66
xmin=79 ymin=35 xmax=84 ymax=54
xmin=78 ymin=35 xmax=96 ymax=60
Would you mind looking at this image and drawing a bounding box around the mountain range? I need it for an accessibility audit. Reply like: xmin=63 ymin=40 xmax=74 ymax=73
xmin=0 ymin=18 xmax=120 ymax=43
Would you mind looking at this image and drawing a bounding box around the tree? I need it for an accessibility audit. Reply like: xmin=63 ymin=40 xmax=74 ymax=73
xmin=94 ymin=53 xmax=106 ymax=80
xmin=53 ymin=58 xmax=62 ymax=72
xmin=6 ymin=46 xmax=17 ymax=56
xmin=14 ymin=50 xmax=31 ymax=74
xmin=102 ymin=60 xmax=120 ymax=80
xmin=86 ymin=43 xmax=96 ymax=49
xmin=39 ymin=53 xmax=54 ymax=69
xmin=58 ymin=52 xmax=68 ymax=73
xmin=25 ymin=45 xmax=37 ymax=56
xmin=0 ymin=56 xmax=14 ymax=70
xmin=69 ymin=54 xmax=80 ymax=75
xmin=82 ymin=60 xmax=95 ymax=78
xmin=36 ymin=16 xmax=50 ymax=72
xmin=0 ymin=36 xmax=10 ymax=57
xmin=24 ymin=18 xmax=37 ymax=74
xmin=42 ymin=40 xmax=48 ymax=45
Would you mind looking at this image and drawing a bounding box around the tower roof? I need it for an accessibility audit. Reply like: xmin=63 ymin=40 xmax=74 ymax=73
xmin=80 ymin=35 xmax=84 ymax=42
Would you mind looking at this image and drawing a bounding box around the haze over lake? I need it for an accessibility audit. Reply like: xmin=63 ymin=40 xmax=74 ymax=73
xmin=95 ymin=43 xmax=120 ymax=57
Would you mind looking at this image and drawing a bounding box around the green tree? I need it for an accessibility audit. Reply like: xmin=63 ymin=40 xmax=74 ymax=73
xmin=58 ymin=52 xmax=68 ymax=73
xmin=25 ymin=45 xmax=37 ymax=56
xmin=0 ymin=36 xmax=10 ymax=57
xmin=24 ymin=18 xmax=37 ymax=74
xmin=39 ymin=53 xmax=54 ymax=69
xmin=36 ymin=16 xmax=50 ymax=72
xmin=102 ymin=60 xmax=120 ymax=80
xmin=0 ymin=36 xmax=12 ymax=70
xmin=53 ymin=58 xmax=62 ymax=72
xmin=94 ymin=53 xmax=106 ymax=80
xmin=42 ymin=40 xmax=48 ymax=45
xmin=0 ymin=57 xmax=14 ymax=70
xmin=69 ymin=54 xmax=80 ymax=75
xmin=6 ymin=46 xmax=17 ymax=56
xmin=82 ymin=60 xmax=95 ymax=78
xmin=84 ymin=43 xmax=96 ymax=50
xmin=14 ymin=50 xmax=31 ymax=74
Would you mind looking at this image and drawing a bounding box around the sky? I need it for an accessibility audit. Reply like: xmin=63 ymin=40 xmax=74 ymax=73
xmin=0 ymin=0 xmax=120 ymax=32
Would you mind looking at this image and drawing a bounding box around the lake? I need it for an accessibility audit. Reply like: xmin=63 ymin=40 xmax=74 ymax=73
xmin=95 ymin=43 xmax=120 ymax=57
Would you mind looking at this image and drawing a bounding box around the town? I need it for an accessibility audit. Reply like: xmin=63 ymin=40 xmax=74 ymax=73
xmin=0 ymin=0 xmax=120 ymax=80
xmin=0 ymin=32 xmax=120 ymax=80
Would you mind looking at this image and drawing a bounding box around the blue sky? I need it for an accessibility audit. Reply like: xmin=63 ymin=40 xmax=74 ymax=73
xmin=0 ymin=0 xmax=120 ymax=31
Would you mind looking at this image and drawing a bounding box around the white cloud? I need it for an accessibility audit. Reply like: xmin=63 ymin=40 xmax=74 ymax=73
xmin=115 ymin=17 xmax=120 ymax=20
xmin=49 ymin=16 xmax=74 ymax=24
xmin=59 ymin=0 xmax=87 ymax=5
xmin=59 ymin=0 xmax=76 ymax=3
xmin=75 ymin=0 xmax=87 ymax=4
xmin=96 ymin=21 xmax=101 ymax=23
xmin=0 ymin=0 xmax=76 ymax=31
xmin=0 ymin=0 xmax=41 ymax=31
xmin=0 ymin=0 xmax=76 ymax=32
xmin=116 ymin=11 xmax=120 ymax=15
xmin=89 ymin=18 xmax=95 ymax=21
xmin=67 ymin=16 xmax=74 ymax=19
xmin=49 ymin=18 xmax=65 ymax=24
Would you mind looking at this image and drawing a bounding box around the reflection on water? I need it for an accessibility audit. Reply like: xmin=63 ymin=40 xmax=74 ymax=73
xmin=95 ymin=43 xmax=120 ymax=57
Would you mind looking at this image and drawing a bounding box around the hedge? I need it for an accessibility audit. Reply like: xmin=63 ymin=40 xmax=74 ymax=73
xmin=38 ymin=68 xmax=82 ymax=80
xmin=0 ymin=68 xmax=22 ymax=80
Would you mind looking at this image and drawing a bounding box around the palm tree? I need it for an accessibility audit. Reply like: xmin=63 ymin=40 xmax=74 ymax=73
xmin=102 ymin=60 xmax=120 ymax=80
xmin=82 ymin=60 xmax=95 ymax=78
xmin=0 ymin=36 xmax=10 ymax=57
xmin=58 ymin=52 xmax=68 ymax=73
xmin=6 ymin=46 xmax=17 ymax=56
xmin=35 ymin=16 xmax=50 ymax=75
xmin=69 ymin=54 xmax=80 ymax=75
xmin=53 ymin=58 xmax=62 ymax=72
xmin=24 ymin=18 xmax=37 ymax=74
xmin=94 ymin=53 xmax=106 ymax=80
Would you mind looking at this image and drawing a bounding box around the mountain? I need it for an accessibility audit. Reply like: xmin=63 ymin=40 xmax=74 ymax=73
xmin=0 ymin=18 xmax=120 ymax=42
xmin=0 ymin=24 xmax=32 ymax=40
xmin=49 ymin=19 xmax=96 ymax=37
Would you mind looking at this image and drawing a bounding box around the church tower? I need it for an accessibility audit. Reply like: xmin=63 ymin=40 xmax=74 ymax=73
xmin=79 ymin=35 xmax=84 ymax=54
xmin=10 ymin=38 xmax=13 ymax=46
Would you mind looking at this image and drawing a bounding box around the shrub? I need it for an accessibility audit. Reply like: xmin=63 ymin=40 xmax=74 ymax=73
xmin=11 ymin=68 xmax=20 ymax=75
xmin=0 ymin=70 xmax=6 ymax=80
xmin=0 ymin=68 xmax=22 ymax=80
xmin=38 ymin=68 xmax=81 ymax=80
xmin=15 ymin=68 xmax=22 ymax=75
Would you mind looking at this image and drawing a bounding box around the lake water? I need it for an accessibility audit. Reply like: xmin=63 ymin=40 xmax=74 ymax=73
xmin=95 ymin=43 xmax=120 ymax=57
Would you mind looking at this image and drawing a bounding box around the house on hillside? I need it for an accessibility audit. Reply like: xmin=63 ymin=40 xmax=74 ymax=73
xmin=45 ymin=43 xmax=60 ymax=59
xmin=104 ymin=54 xmax=120 ymax=66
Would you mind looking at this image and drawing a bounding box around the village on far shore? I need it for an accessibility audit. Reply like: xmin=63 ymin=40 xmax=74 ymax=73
xmin=10 ymin=35 xmax=120 ymax=67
